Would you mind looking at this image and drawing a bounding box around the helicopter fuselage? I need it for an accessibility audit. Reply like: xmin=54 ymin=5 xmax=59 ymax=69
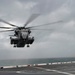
xmin=10 ymin=28 xmax=34 ymax=47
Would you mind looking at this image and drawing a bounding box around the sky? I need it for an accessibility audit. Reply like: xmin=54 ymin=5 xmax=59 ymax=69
xmin=0 ymin=0 xmax=75 ymax=59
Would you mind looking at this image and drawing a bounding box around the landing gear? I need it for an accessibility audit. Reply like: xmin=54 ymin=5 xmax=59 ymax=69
xmin=27 ymin=44 xmax=30 ymax=47
xmin=14 ymin=44 xmax=17 ymax=47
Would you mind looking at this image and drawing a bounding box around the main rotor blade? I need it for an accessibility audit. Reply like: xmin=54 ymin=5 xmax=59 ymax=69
xmin=24 ymin=14 xmax=40 ymax=27
xmin=31 ymin=29 xmax=53 ymax=30
xmin=26 ymin=20 xmax=63 ymax=29
xmin=0 ymin=30 xmax=14 ymax=32
xmin=0 ymin=27 xmax=12 ymax=29
xmin=0 ymin=19 xmax=18 ymax=27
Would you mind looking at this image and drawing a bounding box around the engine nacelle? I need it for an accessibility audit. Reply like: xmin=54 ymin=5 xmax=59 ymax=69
xmin=10 ymin=37 xmax=19 ymax=44
xmin=27 ymin=36 xmax=34 ymax=44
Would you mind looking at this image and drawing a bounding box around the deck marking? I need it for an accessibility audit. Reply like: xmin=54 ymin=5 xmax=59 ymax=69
xmin=34 ymin=67 xmax=75 ymax=75
xmin=16 ymin=71 xmax=21 ymax=73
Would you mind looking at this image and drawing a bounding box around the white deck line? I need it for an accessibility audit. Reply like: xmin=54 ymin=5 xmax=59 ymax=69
xmin=1 ymin=61 xmax=75 ymax=69
xmin=3 ymin=66 xmax=16 ymax=68
xmin=34 ymin=67 xmax=75 ymax=75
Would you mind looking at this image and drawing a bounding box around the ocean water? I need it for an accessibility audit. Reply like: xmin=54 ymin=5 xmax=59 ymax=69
xmin=0 ymin=57 xmax=75 ymax=66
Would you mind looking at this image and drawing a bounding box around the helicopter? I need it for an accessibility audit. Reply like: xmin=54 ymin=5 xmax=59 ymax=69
xmin=0 ymin=14 xmax=62 ymax=48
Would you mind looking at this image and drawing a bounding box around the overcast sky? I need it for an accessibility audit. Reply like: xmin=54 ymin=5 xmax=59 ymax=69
xmin=0 ymin=0 xmax=75 ymax=59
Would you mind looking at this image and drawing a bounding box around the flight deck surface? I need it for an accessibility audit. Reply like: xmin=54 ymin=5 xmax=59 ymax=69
xmin=0 ymin=63 xmax=75 ymax=75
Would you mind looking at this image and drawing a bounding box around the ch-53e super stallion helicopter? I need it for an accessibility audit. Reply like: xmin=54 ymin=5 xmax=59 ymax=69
xmin=0 ymin=14 xmax=62 ymax=48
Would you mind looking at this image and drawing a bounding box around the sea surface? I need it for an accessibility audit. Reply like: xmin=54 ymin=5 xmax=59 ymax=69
xmin=0 ymin=57 xmax=75 ymax=66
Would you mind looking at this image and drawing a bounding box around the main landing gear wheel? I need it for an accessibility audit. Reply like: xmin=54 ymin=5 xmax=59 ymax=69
xmin=14 ymin=44 xmax=17 ymax=47
xmin=27 ymin=44 xmax=30 ymax=47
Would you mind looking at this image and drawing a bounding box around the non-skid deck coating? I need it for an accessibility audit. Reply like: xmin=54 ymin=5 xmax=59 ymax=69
xmin=0 ymin=63 xmax=75 ymax=75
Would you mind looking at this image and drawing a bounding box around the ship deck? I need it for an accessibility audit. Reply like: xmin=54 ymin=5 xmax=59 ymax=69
xmin=0 ymin=63 xmax=75 ymax=75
